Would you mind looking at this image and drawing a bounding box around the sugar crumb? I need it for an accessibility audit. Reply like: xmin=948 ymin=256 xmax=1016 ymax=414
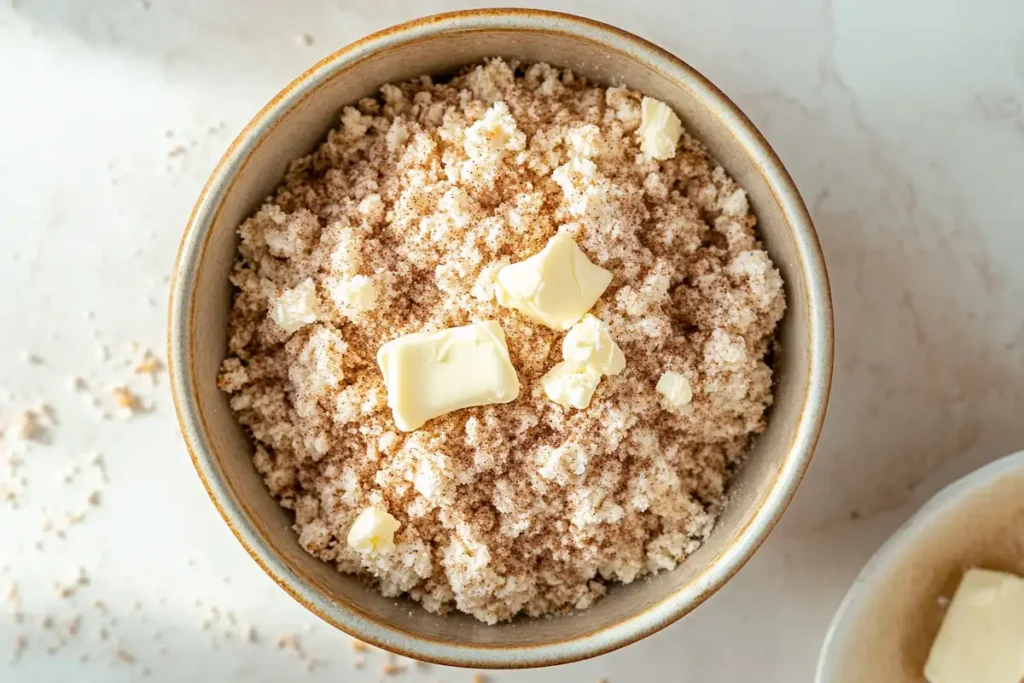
xmin=12 ymin=410 xmax=44 ymax=441
xmin=382 ymin=660 xmax=404 ymax=676
xmin=134 ymin=352 xmax=164 ymax=380
xmin=111 ymin=387 xmax=142 ymax=414
xmin=65 ymin=376 xmax=88 ymax=393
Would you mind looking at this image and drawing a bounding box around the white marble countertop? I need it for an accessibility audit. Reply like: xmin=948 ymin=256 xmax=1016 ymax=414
xmin=2 ymin=0 xmax=1022 ymax=681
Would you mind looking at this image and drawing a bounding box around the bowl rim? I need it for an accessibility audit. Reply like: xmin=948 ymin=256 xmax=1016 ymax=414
xmin=814 ymin=449 xmax=1024 ymax=683
xmin=168 ymin=8 xmax=834 ymax=669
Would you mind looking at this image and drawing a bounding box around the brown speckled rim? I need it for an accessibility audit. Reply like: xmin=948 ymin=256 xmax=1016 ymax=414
xmin=168 ymin=8 xmax=834 ymax=669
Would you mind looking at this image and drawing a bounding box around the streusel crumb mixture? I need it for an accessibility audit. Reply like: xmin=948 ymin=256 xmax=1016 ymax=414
xmin=219 ymin=59 xmax=785 ymax=623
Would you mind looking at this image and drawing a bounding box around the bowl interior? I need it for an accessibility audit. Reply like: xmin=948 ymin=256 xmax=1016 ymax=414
xmin=818 ymin=452 xmax=1024 ymax=683
xmin=176 ymin=15 xmax=827 ymax=665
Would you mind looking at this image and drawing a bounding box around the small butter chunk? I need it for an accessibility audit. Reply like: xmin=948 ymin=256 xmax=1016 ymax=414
xmin=656 ymin=371 xmax=693 ymax=409
xmin=540 ymin=362 xmax=602 ymax=410
xmin=347 ymin=507 xmax=400 ymax=553
xmin=637 ymin=97 xmax=682 ymax=161
xmin=270 ymin=278 xmax=319 ymax=334
xmin=495 ymin=232 xmax=613 ymax=330
xmin=924 ymin=568 xmax=1024 ymax=683
xmin=328 ymin=275 xmax=378 ymax=314
xmin=542 ymin=314 xmax=624 ymax=410
xmin=377 ymin=321 xmax=520 ymax=432
xmin=562 ymin=314 xmax=625 ymax=376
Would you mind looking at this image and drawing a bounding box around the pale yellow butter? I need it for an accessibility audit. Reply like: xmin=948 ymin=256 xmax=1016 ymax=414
xmin=540 ymin=362 xmax=602 ymax=410
xmin=562 ymin=314 xmax=625 ymax=375
xmin=542 ymin=314 xmax=625 ymax=410
xmin=376 ymin=321 xmax=520 ymax=432
xmin=924 ymin=568 xmax=1024 ymax=683
xmin=495 ymin=232 xmax=612 ymax=331
xmin=347 ymin=507 xmax=400 ymax=553
xmin=656 ymin=371 xmax=693 ymax=410
xmin=638 ymin=97 xmax=683 ymax=161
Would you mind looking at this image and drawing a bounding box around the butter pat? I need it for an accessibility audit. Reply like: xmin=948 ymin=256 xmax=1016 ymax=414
xmin=924 ymin=568 xmax=1024 ymax=683
xmin=637 ymin=97 xmax=683 ymax=161
xmin=377 ymin=321 xmax=520 ymax=431
xmin=347 ymin=507 xmax=400 ymax=553
xmin=656 ymin=371 xmax=693 ymax=410
xmin=495 ymin=232 xmax=612 ymax=331
xmin=562 ymin=314 xmax=625 ymax=375
xmin=540 ymin=362 xmax=602 ymax=410
xmin=270 ymin=278 xmax=319 ymax=334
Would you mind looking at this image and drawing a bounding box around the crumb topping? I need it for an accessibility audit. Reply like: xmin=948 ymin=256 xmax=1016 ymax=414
xmin=219 ymin=58 xmax=785 ymax=623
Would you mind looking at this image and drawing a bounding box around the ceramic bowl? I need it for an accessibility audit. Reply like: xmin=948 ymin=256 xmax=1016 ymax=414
xmin=817 ymin=450 xmax=1024 ymax=683
xmin=168 ymin=9 xmax=832 ymax=668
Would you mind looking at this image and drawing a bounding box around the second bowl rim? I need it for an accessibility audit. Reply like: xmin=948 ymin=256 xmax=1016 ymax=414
xmin=168 ymin=7 xmax=834 ymax=668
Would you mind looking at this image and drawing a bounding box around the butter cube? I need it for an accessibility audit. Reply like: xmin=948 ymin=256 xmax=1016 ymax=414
xmin=270 ymin=278 xmax=319 ymax=334
xmin=347 ymin=507 xmax=400 ymax=553
xmin=377 ymin=321 xmax=520 ymax=432
xmin=924 ymin=568 xmax=1024 ymax=683
xmin=495 ymin=232 xmax=613 ymax=330
xmin=637 ymin=97 xmax=682 ymax=161
xmin=562 ymin=314 xmax=625 ymax=375
xmin=656 ymin=371 xmax=693 ymax=410
xmin=540 ymin=362 xmax=602 ymax=410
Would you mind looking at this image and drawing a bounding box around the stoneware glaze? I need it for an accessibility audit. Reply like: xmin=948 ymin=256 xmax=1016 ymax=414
xmin=168 ymin=9 xmax=833 ymax=668
xmin=817 ymin=450 xmax=1024 ymax=683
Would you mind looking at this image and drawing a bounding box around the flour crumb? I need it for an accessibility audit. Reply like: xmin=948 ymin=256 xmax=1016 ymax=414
xmin=134 ymin=351 xmax=164 ymax=381
xmin=12 ymin=410 xmax=44 ymax=442
xmin=64 ymin=376 xmax=88 ymax=393
xmin=381 ymin=660 xmax=404 ymax=676
xmin=19 ymin=352 xmax=42 ymax=366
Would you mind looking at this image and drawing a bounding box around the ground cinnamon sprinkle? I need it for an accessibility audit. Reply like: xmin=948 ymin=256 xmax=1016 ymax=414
xmin=219 ymin=59 xmax=785 ymax=623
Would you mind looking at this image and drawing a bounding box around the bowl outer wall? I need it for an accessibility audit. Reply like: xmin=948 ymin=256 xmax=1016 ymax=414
xmin=168 ymin=8 xmax=833 ymax=669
